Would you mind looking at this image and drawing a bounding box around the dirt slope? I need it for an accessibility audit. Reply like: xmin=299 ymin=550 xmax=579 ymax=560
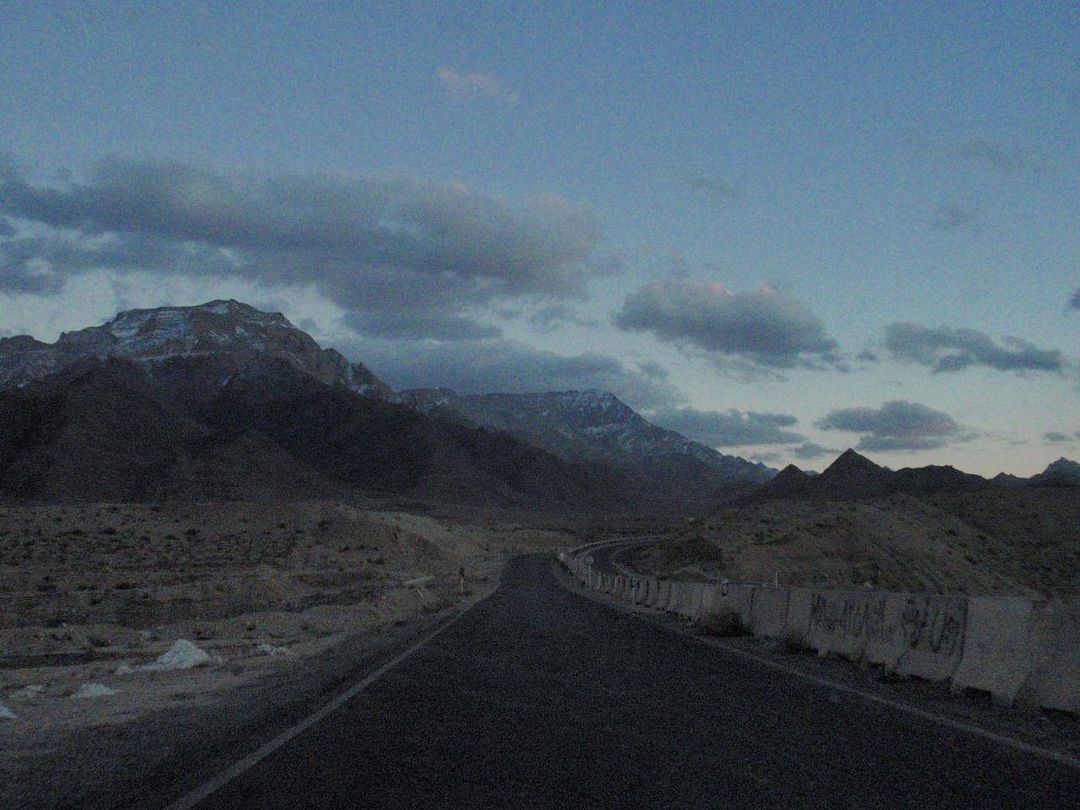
xmin=635 ymin=488 xmax=1080 ymax=596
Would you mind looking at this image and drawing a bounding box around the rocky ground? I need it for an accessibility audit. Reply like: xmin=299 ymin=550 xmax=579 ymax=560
xmin=0 ymin=501 xmax=576 ymax=807
xmin=630 ymin=487 xmax=1080 ymax=596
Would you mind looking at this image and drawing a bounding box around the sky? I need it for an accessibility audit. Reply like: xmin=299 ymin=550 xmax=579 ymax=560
xmin=0 ymin=1 xmax=1078 ymax=476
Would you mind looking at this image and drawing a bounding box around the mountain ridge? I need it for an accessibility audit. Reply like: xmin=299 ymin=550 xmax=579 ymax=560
xmin=395 ymin=387 xmax=775 ymax=499
xmin=761 ymin=448 xmax=1076 ymax=500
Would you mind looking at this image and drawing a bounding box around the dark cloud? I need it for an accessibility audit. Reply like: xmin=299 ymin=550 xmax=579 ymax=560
xmin=952 ymin=139 xmax=1049 ymax=173
xmin=636 ymin=361 xmax=667 ymax=380
xmin=648 ymin=407 xmax=803 ymax=447
xmin=1070 ymin=289 xmax=1080 ymax=310
xmin=856 ymin=349 xmax=880 ymax=363
xmin=1044 ymin=432 xmax=1070 ymax=443
xmin=884 ymin=322 xmax=1062 ymax=374
xmin=0 ymin=217 xmax=13 ymax=237
xmin=349 ymin=339 xmax=682 ymax=411
xmin=614 ymin=280 xmax=841 ymax=372
xmin=930 ymin=204 xmax=976 ymax=232
xmin=683 ymin=174 xmax=744 ymax=201
xmin=0 ymin=156 xmax=604 ymax=339
xmin=816 ymin=400 xmax=970 ymax=452
xmin=1 ymin=230 xmax=235 ymax=294
xmin=528 ymin=305 xmax=599 ymax=333
xmin=791 ymin=442 xmax=836 ymax=460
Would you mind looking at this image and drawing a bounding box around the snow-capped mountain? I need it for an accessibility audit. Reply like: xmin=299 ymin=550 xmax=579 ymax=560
xmin=397 ymin=388 xmax=775 ymax=492
xmin=0 ymin=300 xmax=391 ymax=398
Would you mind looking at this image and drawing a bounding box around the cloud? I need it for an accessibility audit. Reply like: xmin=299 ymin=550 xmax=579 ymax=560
xmin=648 ymin=407 xmax=803 ymax=447
xmin=750 ymin=452 xmax=783 ymax=464
xmin=683 ymin=174 xmax=743 ymax=201
xmin=1070 ymin=289 xmax=1080 ymax=310
xmin=0 ymin=217 xmax=13 ymax=237
xmin=350 ymin=339 xmax=682 ymax=411
xmin=614 ymin=280 xmax=841 ymax=372
xmin=345 ymin=310 xmax=500 ymax=341
xmin=791 ymin=442 xmax=837 ymax=460
xmin=816 ymin=400 xmax=970 ymax=452
xmin=636 ymin=361 xmax=667 ymax=380
xmin=884 ymin=322 xmax=1062 ymax=374
xmin=528 ymin=304 xmax=599 ymax=333
xmin=437 ymin=67 xmax=519 ymax=104
xmin=0 ymin=156 xmax=603 ymax=339
xmin=931 ymin=204 xmax=976 ymax=232
xmin=1044 ymin=431 xmax=1071 ymax=443
xmin=952 ymin=139 xmax=1049 ymax=173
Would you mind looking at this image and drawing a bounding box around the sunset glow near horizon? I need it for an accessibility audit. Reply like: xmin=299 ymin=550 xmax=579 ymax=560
xmin=1 ymin=2 xmax=1077 ymax=476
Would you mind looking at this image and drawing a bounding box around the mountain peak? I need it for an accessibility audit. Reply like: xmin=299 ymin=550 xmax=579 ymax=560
xmin=821 ymin=448 xmax=887 ymax=479
xmin=1035 ymin=457 xmax=1080 ymax=485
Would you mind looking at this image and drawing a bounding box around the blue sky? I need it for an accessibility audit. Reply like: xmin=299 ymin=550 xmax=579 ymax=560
xmin=1 ymin=2 xmax=1078 ymax=475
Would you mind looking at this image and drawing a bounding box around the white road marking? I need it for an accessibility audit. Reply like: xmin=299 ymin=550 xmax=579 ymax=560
xmin=164 ymin=603 xmax=480 ymax=810
xmin=705 ymin=635 xmax=1080 ymax=771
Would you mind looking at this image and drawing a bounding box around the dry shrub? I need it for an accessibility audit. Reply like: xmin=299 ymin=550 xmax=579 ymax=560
xmin=693 ymin=607 xmax=747 ymax=637
xmin=782 ymin=629 xmax=813 ymax=654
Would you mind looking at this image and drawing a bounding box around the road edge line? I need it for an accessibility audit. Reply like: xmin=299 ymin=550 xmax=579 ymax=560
xmin=551 ymin=557 xmax=1080 ymax=772
xmin=163 ymin=598 xmax=485 ymax=810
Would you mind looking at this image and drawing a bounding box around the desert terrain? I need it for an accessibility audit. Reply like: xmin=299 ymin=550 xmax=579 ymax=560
xmin=630 ymin=487 xmax=1080 ymax=597
xmin=0 ymin=500 xmax=576 ymax=806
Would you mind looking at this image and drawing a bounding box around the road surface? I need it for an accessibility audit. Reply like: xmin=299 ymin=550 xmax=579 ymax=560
xmin=180 ymin=554 xmax=1079 ymax=808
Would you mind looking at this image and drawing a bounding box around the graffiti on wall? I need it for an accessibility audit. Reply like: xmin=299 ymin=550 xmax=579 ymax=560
xmin=898 ymin=596 xmax=966 ymax=655
xmin=809 ymin=593 xmax=890 ymax=641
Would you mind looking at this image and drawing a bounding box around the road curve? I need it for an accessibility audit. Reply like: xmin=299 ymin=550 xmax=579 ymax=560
xmin=185 ymin=554 xmax=1080 ymax=809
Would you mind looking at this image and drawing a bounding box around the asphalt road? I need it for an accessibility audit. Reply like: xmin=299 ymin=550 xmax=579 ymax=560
xmin=184 ymin=554 xmax=1080 ymax=809
xmin=575 ymin=536 xmax=657 ymax=576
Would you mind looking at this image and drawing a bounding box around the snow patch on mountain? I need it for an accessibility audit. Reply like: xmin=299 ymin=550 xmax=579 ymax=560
xmin=0 ymin=300 xmax=392 ymax=398
xmin=399 ymin=387 xmax=775 ymax=488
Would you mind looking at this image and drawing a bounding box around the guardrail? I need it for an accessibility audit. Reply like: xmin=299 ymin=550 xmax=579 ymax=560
xmin=559 ymin=547 xmax=1079 ymax=715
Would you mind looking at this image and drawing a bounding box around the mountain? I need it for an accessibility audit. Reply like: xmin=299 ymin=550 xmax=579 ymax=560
xmin=760 ymin=464 xmax=812 ymax=497
xmin=0 ymin=300 xmax=392 ymax=399
xmin=758 ymin=449 xmax=990 ymax=500
xmin=396 ymin=388 xmax=774 ymax=500
xmin=202 ymin=360 xmax=626 ymax=506
xmin=0 ymin=304 xmax=628 ymax=510
xmin=1031 ymin=458 xmax=1080 ymax=487
xmin=0 ymin=357 xmax=628 ymax=508
xmin=0 ymin=359 xmax=337 ymax=501
xmin=991 ymin=472 xmax=1028 ymax=488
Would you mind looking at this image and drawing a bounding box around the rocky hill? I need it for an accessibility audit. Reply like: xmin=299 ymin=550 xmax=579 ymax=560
xmin=633 ymin=482 xmax=1080 ymax=596
xmin=396 ymin=388 xmax=774 ymax=500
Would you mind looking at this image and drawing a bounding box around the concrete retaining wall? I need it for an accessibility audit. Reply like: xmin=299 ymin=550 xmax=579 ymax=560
xmin=674 ymin=583 xmax=705 ymax=619
xmin=653 ymin=580 xmax=672 ymax=612
xmin=703 ymin=582 xmax=755 ymax=629
xmin=952 ymin=596 xmax=1037 ymax=705
xmin=556 ymin=549 xmax=1078 ymax=714
xmin=1019 ymin=603 xmax=1080 ymax=714
xmin=784 ymin=588 xmax=815 ymax=641
xmin=749 ymin=586 xmax=789 ymax=637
